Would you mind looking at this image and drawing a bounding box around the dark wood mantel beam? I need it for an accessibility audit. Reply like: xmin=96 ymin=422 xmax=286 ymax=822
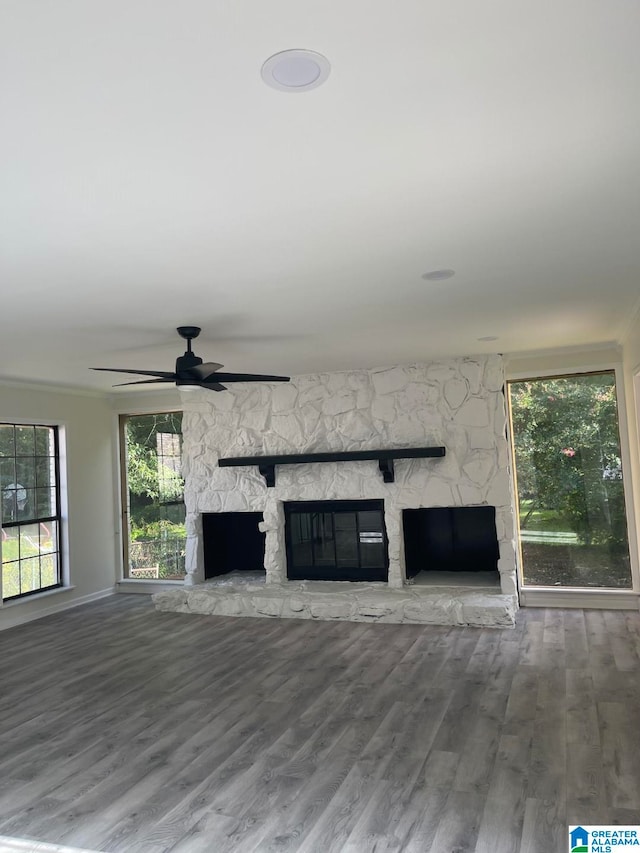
xmin=218 ymin=446 xmax=446 ymax=487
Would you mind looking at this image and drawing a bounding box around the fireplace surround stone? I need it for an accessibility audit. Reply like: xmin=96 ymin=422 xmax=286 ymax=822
xmin=153 ymin=577 xmax=517 ymax=628
xmin=153 ymin=355 xmax=520 ymax=627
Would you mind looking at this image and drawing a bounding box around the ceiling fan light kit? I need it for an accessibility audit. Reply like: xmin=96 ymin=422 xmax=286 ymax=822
xmin=92 ymin=326 xmax=291 ymax=392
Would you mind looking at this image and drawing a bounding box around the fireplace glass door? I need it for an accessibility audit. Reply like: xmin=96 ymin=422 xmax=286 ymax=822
xmin=284 ymin=500 xmax=388 ymax=582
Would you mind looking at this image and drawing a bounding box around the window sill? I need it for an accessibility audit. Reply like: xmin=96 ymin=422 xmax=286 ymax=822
xmin=2 ymin=585 xmax=76 ymax=608
xmin=520 ymin=586 xmax=638 ymax=609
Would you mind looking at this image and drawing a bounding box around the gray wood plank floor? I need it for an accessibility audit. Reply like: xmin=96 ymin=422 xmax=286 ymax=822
xmin=0 ymin=596 xmax=639 ymax=853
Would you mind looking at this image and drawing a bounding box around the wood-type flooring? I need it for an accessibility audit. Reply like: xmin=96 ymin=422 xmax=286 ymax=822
xmin=0 ymin=595 xmax=639 ymax=853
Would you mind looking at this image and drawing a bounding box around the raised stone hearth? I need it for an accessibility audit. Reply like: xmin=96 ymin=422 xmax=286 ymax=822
xmin=157 ymin=355 xmax=521 ymax=628
xmin=153 ymin=576 xmax=517 ymax=628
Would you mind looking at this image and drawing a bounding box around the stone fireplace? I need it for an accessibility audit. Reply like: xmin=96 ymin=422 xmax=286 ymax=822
xmin=153 ymin=355 xmax=520 ymax=627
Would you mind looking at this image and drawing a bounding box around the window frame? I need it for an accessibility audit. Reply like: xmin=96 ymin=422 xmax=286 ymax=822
xmin=118 ymin=410 xmax=186 ymax=581
xmin=506 ymin=362 xmax=640 ymax=605
xmin=1 ymin=422 xmax=64 ymax=601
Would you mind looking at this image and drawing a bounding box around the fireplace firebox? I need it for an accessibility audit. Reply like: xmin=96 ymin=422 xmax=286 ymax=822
xmin=402 ymin=506 xmax=499 ymax=577
xmin=202 ymin=512 xmax=265 ymax=579
xmin=285 ymin=500 xmax=388 ymax=582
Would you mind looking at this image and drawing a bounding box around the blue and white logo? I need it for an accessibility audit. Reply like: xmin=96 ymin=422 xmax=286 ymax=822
xmin=570 ymin=827 xmax=589 ymax=852
xmin=569 ymin=825 xmax=640 ymax=852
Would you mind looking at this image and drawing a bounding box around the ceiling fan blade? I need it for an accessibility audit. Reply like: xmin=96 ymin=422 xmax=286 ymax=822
xmin=188 ymin=362 xmax=224 ymax=380
xmin=112 ymin=378 xmax=177 ymax=387
xmin=199 ymin=382 xmax=227 ymax=391
xmin=211 ymin=372 xmax=290 ymax=383
xmin=92 ymin=368 xmax=177 ymax=378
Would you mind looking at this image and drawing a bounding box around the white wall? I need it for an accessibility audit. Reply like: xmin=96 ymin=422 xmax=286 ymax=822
xmin=0 ymin=382 xmax=118 ymax=629
xmin=506 ymin=344 xmax=622 ymax=379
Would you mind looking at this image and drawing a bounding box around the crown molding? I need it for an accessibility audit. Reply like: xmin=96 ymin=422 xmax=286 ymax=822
xmin=0 ymin=377 xmax=108 ymax=399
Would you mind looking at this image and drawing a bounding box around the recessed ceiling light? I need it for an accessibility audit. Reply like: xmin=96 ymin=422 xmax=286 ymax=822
xmin=261 ymin=49 xmax=331 ymax=92
xmin=477 ymin=336 xmax=499 ymax=342
xmin=421 ymin=269 xmax=455 ymax=281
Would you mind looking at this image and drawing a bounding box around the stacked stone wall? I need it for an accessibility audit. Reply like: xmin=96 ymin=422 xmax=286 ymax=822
xmin=180 ymin=355 xmax=519 ymax=596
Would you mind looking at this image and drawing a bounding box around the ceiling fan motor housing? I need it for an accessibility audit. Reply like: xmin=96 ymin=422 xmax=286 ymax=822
xmin=176 ymin=352 xmax=204 ymax=388
xmin=176 ymin=326 xmax=203 ymax=381
xmin=176 ymin=352 xmax=203 ymax=372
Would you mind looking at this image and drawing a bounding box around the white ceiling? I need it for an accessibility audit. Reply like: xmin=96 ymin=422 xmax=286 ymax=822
xmin=2 ymin=0 xmax=640 ymax=392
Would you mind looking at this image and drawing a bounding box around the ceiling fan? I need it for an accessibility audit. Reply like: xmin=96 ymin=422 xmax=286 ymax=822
xmin=92 ymin=326 xmax=290 ymax=391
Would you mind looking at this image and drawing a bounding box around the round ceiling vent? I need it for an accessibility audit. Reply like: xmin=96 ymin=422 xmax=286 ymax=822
xmin=261 ymin=49 xmax=331 ymax=92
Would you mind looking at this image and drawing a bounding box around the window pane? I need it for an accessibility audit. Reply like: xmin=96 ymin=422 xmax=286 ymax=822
xmin=35 ymin=427 xmax=54 ymax=456
xmin=2 ymin=561 xmax=20 ymax=598
xmin=39 ymin=520 xmax=58 ymax=555
xmin=19 ymin=524 xmax=40 ymax=557
xmin=40 ymin=554 xmax=57 ymax=588
xmin=1 ymin=481 xmax=22 ymax=522
xmin=0 ymin=425 xmax=16 ymax=457
xmin=1 ymin=526 xmax=18 ymax=554
xmin=16 ymin=456 xmax=36 ymax=488
xmin=15 ymin=426 xmax=35 ymax=457
xmin=164 ymin=503 xmax=186 ymax=526
xmin=19 ymin=557 xmax=41 ymax=594
xmin=157 ymin=431 xmax=183 ymax=501
xmin=17 ymin=488 xmax=36 ymax=522
xmin=36 ymin=488 xmax=55 ymax=519
xmin=509 ymin=373 xmax=632 ymax=589
xmin=0 ymin=456 xmax=16 ymax=487
xmin=124 ymin=412 xmax=186 ymax=579
xmin=35 ymin=456 xmax=54 ymax=488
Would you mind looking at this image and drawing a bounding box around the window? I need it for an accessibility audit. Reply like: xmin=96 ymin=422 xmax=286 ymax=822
xmin=508 ymin=371 xmax=632 ymax=589
xmin=120 ymin=412 xmax=186 ymax=580
xmin=0 ymin=424 xmax=62 ymax=600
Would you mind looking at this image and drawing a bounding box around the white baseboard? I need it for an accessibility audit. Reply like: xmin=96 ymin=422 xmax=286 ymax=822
xmin=0 ymin=586 xmax=116 ymax=631
xmin=520 ymin=587 xmax=639 ymax=609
